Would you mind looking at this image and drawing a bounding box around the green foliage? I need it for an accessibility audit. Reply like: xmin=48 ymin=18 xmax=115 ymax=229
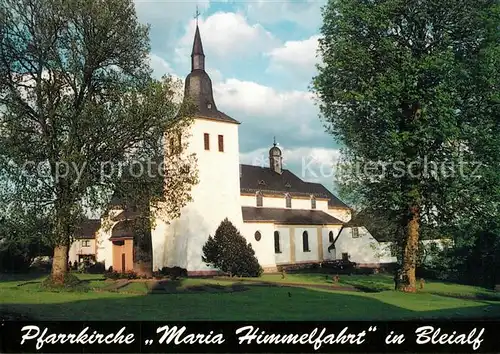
xmin=313 ymin=0 xmax=500 ymax=287
xmin=202 ymin=218 xmax=263 ymax=277
xmin=0 ymin=205 xmax=52 ymax=272
xmin=422 ymin=224 xmax=500 ymax=289
xmin=0 ymin=0 xmax=198 ymax=279
xmin=103 ymin=270 xmax=139 ymax=280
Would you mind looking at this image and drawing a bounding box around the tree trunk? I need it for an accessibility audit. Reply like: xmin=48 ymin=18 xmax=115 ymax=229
xmin=398 ymin=205 xmax=420 ymax=292
xmin=133 ymin=213 xmax=153 ymax=278
xmin=134 ymin=260 xmax=152 ymax=278
xmin=51 ymin=244 xmax=69 ymax=284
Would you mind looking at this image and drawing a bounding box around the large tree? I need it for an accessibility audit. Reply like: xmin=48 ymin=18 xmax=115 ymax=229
xmin=0 ymin=0 xmax=197 ymax=284
xmin=314 ymin=0 xmax=500 ymax=292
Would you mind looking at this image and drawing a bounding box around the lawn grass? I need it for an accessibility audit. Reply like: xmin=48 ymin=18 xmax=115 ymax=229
xmin=336 ymin=273 xmax=500 ymax=300
xmin=238 ymin=273 xmax=348 ymax=286
xmin=1 ymin=272 xmax=499 ymax=321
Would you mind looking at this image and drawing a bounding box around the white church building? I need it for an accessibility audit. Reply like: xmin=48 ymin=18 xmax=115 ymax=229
xmin=68 ymin=25 xmax=395 ymax=275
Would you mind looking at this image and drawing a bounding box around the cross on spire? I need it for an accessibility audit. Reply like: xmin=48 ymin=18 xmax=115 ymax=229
xmin=194 ymin=5 xmax=200 ymax=26
xmin=273 ymin=136 xmax=277 ymax=147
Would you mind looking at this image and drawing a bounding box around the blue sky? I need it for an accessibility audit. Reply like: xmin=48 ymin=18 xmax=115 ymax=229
xmin=134 ymin=0 xmax=342 ymax=192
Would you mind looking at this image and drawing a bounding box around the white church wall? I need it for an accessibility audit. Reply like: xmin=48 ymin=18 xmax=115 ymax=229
xmin=334 ymin=226 xmax=380 ymax=265
xmin=240 ymin=195 xmax=258 ymax=207
xmin=153 ymin=118 xmax=244 ymax=274
xmin=274 ymin=227 xmax=291 ymax=265
xmin=151 ymin=215 xmax=169 ymax=270
xmin=378 ymin=242 xmax=397 ymax=263
xmin=294 ymin=226 xmax=319 ymax=263
xmin=241 ymin=222 xmax=276 ymax=269
xmin=315 ymin=200 xmax=330 ymax=211
xmin=92 ymin=210 xmax=124 ymax=269
xmin=322 ymin=226 xmax=342 ymax=261
xmin=240 ymin=194 xmax=329 ymax=211
xmin=95 ymin=217 xmax=119 ymax=270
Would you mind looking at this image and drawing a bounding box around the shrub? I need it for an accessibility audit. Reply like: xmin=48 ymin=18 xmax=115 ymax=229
xmin=87 ymin=262 xmax=106 ymax=274
xmin=125 ymin=270 xmax=138 ymax=279
xmin=104 ymin=270 xmax=120 ymax=280
xmin=103 ymin=270 xmax=138 ymax=280
xmin=322 ymin=260 xmax=357 ymax=274
xmin=202 ymin=218 xmax=263 ymax=277
xmin=158 ymin=266 xmax=187 ymax=278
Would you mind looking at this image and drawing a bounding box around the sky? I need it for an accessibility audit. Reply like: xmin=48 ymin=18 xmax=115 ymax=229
xmin=134 ymin=0 xmax=342 ymax=192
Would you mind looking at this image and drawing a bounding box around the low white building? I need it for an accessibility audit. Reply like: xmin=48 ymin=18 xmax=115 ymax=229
xmin=68 ymin=219 xmax=100 ymax=264
xmin=329 ymin=218 xmax=398 ymax=267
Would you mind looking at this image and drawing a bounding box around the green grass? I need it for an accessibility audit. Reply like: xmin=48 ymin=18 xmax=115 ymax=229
xmin=1 ymin=273 xmax=499 ymax=321
xmin=238 ymin=273 xmax=348 ymax=286
xmin=337 ymin=273 xmax=500 ymax=300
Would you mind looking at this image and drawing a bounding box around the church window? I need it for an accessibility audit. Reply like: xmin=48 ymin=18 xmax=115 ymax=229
xmin=204 ymin=133 xmax=210 ymax=150
xmin=302 ymin=231 xmax=310 ymax=252
xmin=328 ymin=231 xmax=334 ymax=243
xmin=81 ymin=240 xmax=90 ymax=247
xmin=311 ymin=196 xmax=316 ymax=209
xmin=254 ymin=231 xmax=261 ymax=242
xmin=274 ymin=231 xmax=281 ymax=253
xmin=352 ymin=227 xmax=359 ymax=238
xmin=342 ymin=252 xmax=349 ymax=261
xmin=285 ymin=194 xmax=291 ymax=208
xmin=256 ymin=192 xmax=263 ymax=207
xmin=207 ymin=103 xmax=212 ymax=109
xmin=218 ymin=135 xmax=224 ymax=152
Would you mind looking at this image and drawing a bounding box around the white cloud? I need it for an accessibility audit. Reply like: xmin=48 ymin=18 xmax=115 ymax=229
xmin=266 ymin=35 xmax=321 ymax=77
xmin=174 ymin=12 xmax=278 ymax=66
xmin=213 ymin=78 xmax=323 ymax=141
xmin=240 ymin=146 xmax=341 ymax=187
xmin=206 ymin=67 xmax=223 ymax=84
xmin=148 ymin=54 xmax=174 ymax=78
xmin=245 ymin=0 xmax=326 ymax=31
xmin=214 ymin=78 xmax=313 ymax=119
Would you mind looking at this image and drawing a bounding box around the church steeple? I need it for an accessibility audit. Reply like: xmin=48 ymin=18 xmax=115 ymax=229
xmin=181 ymin=17 xmax=240 ymax=124
xmin=191 ymin=25 xmax=205 ymax=71
xmin=269 ymin=137 xmax=283 ymax=174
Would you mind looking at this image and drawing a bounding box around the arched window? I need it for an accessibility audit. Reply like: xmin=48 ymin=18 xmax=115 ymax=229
xmin=302 ymin=231 xmax=310 ymax=252
xmin=285 ymin=194 xmax=292 ymax=208
xmin=311 ymin=195 xmax=316 ymax=209
xmin=256 ymin=191 xmax=263 ymax=207
xmin=254 ymin=231 xmax=261 ymax=241
xmin=274 ymin=231 xmax=281 ymax=253
xmin=328 ymin=230 xmax=334 ymax=243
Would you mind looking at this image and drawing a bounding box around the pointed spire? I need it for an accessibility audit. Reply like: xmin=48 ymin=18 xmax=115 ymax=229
xmin=191 ymin=8 xmax=205 ymax=71
xmin=273 ymin=136 xmax=277 ymax=147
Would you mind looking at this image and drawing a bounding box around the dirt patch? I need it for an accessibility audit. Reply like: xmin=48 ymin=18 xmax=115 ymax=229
xmin=100 ymin=280 xmax=130 ymax=292
xmin=147 ymin=281 xmax=249 ymax=294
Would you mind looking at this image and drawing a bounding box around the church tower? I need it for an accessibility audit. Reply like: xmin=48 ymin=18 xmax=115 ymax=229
xmin=151 ymin=22 xmax=244 ymax=275
xmin=269 ymin=138 xmax=283 ymax=174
